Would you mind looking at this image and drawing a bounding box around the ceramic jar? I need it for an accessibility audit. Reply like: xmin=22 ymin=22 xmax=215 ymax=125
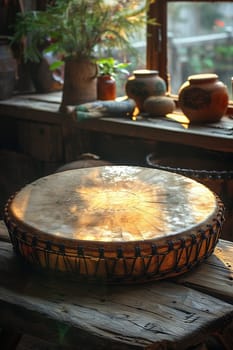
xmin=0 ymin=39 xmax=16 ymax=100
xmin=125 ymin=69 xmax=166 ymax=112
xmin=60 ymin=58 xmax=97 ymax=112
xmin=144 ymin=96 xmax=175 ymax=116
xmin=97 ymin=75 xmax=116 ymax=100
xmin=178 ymin=73 xmax=229 ymax=123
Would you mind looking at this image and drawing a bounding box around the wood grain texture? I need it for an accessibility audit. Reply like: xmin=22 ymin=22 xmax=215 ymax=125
xmin=77 ymin=116 xmax=233 ymax=154
xmin=0 ymin=220 xmax=10 ymax=242
xmin=175 ymin=239 xmax=233 ymax=303
xmin=0 ymin=93 xmax=232 ymax=153
xmin=0 ymin=241 xmax=233 ymax=350
xmin=17 ymin=120 xmax=63 ymax=162
xmin=1 ymin=220 xmax=233 ymax=349
xmin=0 ymin=93 xmax=75 ymax=124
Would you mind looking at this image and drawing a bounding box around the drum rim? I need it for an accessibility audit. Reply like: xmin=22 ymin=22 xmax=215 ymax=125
xmin=3 ymin=164 xmax=224 ymax=248
xmin=146 ymin=152 xmax=233 ymax=179
xmin=4 ymin=193 xmax=225 ymax=283
xmin=4 ymin=190 xmax=225 ymax=252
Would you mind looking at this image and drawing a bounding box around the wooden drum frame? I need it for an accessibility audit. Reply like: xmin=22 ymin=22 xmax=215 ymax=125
xmin=4 ymin=166 xmax=224 ymax=284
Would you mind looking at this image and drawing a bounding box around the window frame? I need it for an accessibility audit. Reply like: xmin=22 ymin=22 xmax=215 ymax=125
xmin=147 ymin=0 xmax=233 ymax=107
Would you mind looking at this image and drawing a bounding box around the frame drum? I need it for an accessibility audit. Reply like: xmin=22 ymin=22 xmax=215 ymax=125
xmin=4 ymin=166 xmax=224 ymax=283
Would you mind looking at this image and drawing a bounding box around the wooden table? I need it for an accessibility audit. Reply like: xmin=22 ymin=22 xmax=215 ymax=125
xmin=0 ymin=220 xmax=233 ymax=350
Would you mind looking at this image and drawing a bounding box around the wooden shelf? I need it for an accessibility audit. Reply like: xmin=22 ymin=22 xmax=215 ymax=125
xmin=1 ymin=92 xmax=232 ymax=153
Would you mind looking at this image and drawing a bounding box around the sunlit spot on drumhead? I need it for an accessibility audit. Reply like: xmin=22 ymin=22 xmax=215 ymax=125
xmin=70 ymin=205 xmax=78 ymax=214
xmin=12 ymin=187 xmax=32 ymax=219
xmin=71 ymin=182 xmax=166 ymax=241
xmin=186 ymin=182 xmax=216 ymax=221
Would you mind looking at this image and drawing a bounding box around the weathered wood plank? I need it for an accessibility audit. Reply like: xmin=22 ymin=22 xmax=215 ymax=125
xmin=76 ymin=117 xmax=233 ymax=153
xmin=175 ymin=240 xmax=233 ymax=303
xmin=0 ymin=221 xmax=9 ymax=242
xmin=17 ymin=120 xmax=63 ymax=162
xmin=0 ymin=240 xmax=233 ymax=349
xmin=0 ymin=93 xmax=233 ymax=152
xmin=24 ymin=92 xmax=62 ymax=103
xmin=61 ymin=119 xmax=91 ymax=162
xmin=0 ymin=278 xmax=232 ymax=350
xmin=0 ymin=95 xmax=75 ymax=124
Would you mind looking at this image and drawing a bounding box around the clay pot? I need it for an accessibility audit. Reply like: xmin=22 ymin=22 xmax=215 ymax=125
xmin=28 ymin=58 xmax=63 ymax=93
xmin=144 ymin=96 xmax=175 ymax=116
xmin=0 ymin=39 xmax=16 ymax=100
xmin=125 ymin=69 xmax=166 ymax=112
xmin=178 ymin=73 xmax=229 ymax=123
xmin=60 ymin=58 xmax=97 ymax=112
xmin=97 ymin=75 xmax=116 ymax=100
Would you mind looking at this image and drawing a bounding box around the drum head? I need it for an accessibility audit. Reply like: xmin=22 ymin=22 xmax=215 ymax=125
xmin=4 ymin=166 xmax=224 ymax=283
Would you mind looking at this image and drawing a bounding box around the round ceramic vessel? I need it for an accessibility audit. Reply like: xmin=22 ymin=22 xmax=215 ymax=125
xmin=97 ymin=75 xmax=116 ymax=101
xmin=178 ymin=73 xmax=229 ymax=123
xmin=0 ymin=40 xmax=16 ymax=100
xmin=125 ymin=70 xmax=166 ymax=112
xmin=144 ymin=96 xmax=175 ymax=116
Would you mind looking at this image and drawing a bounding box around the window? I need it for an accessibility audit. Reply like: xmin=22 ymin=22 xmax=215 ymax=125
xmin=147 ymin=0 xmax=233 ymax=100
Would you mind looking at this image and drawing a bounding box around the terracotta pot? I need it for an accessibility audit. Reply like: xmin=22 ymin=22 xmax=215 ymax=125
xmin=60 ymin=58 xmax=98 ymax=111
xmin=97 ymin=75 xmax=116 ymax=100
xmin=125 ymin=69 xmax=166 ymax=112
xmin=178 ymin=73 xmax=229 ymax=123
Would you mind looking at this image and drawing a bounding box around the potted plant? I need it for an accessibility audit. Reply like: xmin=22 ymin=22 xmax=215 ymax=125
xmin=96 ymin=57 xmax=130 ymax=100
xmin=11 ymin=0 xmax=156 ymax=111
